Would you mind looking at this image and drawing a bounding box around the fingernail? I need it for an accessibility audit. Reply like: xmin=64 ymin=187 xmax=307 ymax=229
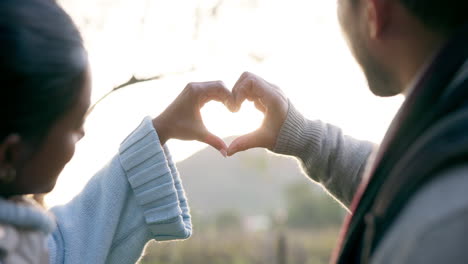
xmin=227 ymin=149 xmax=235 ymax=157
xmin=220 ymin=149 xmax=227 ymax=158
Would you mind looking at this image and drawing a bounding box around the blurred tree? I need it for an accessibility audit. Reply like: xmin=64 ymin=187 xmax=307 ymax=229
xmin=215 ymin=209 xmax=243 ymax=231
xmin=276 ymin=231 xmax=287 ymax=264
xmin=284 ymin=182 xmax=345 ymax=229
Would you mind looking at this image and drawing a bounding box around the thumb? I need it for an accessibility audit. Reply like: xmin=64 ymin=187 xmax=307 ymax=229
xmin=227 ymin=130 xmax=264 ymax=156
xmin=200 ymin=131 xmax=228 ymax=157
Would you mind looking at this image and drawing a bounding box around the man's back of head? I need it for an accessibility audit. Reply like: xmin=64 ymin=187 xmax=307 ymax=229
xmin=400 ymin=0 xmax=468 ymax=36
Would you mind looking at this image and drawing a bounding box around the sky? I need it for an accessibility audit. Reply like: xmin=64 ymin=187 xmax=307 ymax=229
xmin=46 ymin=0 xmax=404 ymax=206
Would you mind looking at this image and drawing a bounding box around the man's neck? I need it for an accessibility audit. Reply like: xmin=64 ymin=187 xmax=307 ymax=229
xmin=403 ymin=47 xmax=442 ymax=97
xmin=395 ymin=27 xmax=447 ymax=96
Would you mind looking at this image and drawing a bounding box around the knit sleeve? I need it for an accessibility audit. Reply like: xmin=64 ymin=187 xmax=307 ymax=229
xmin=274 ymin=101 xmax=376 ymax=207
xmin=48 ymin=117 xmax=192 ymax=264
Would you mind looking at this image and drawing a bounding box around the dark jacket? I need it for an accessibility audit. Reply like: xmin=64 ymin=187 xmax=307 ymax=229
xmin=335 ymin=24 xmax=468 ymax=263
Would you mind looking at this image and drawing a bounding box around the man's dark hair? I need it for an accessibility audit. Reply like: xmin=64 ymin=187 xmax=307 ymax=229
xmin=0 ymin=0 xmax=87 ymax=144
xmin=401 ymin=0 xmax=468 ymax=34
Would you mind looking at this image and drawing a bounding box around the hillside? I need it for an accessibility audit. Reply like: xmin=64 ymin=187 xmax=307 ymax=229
xmin=176 ymin=137 xmax=323 ymax=217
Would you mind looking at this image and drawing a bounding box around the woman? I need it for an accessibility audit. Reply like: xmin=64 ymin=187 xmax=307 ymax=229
xmin=0 ymin=0 xmax=230 ymax=263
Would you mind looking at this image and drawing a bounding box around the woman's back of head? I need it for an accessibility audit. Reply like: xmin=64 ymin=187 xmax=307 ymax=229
xmin=0 ymin=0 xmax=89 ymax=197
xmin=0 ymin=0 xmax=87 ymax=144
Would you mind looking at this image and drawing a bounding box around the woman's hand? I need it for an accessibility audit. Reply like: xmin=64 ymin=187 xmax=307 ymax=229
xmin=153 ymin=81 xmax=231 ymax=156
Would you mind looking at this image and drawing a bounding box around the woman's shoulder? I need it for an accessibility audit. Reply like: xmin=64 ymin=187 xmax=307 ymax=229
xmin=0 ymin=196 xmax=54 ymax=263
xmin=0 ymin=223 xmax=49 ymax=264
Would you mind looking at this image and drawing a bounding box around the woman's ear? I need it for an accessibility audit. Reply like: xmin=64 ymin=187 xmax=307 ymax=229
xmin=0 ymin=134 xmax=22 ymax=170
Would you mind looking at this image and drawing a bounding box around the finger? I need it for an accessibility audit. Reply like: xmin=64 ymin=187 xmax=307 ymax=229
xmin=198 ymin=81 xmax=231 ymax=106
xmin=231 ymin=77 xmax=253 ymax=112
xmin=254 ymin=99 xmax=267 ymax=113
xmin=200 ymin=131 xmax=228 ymax=157
xmin=227 ymin=130 xmax=264 ymax=156
xmin=234 ymin=87 xmax=248 ymax=111
xmin=229 ymin=72 xmax=253 ymax=112
xmin=231 ymin=72 xmax=250 ymax=97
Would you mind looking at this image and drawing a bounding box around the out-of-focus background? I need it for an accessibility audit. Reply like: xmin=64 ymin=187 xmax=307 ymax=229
xmin=49 ymin=0 xmax=404 ymax=263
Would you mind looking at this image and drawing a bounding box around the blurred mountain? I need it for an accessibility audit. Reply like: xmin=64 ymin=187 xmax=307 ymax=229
xmin=177 ymin=137 xmax=323 ymax=217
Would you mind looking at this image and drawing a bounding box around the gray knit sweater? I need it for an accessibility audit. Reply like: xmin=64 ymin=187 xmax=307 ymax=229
xmin=274 ymin=87 xmax=468 ymax=262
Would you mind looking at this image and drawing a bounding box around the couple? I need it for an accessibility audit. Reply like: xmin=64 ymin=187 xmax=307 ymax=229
xmin=1 ymin=0 xmax=468 ymax=263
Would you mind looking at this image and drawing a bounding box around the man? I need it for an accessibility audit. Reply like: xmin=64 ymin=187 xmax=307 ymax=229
xmin=222 ymin=0 xmax=468 ymax=263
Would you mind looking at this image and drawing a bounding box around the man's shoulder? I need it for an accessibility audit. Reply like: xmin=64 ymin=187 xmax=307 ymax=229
xmin=393 ymin=164 xmax=468 ymax=228
xmin=371 ymin=164 xmax=468 ymax=263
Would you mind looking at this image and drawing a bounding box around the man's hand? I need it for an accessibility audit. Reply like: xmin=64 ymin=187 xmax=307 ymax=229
xmin=153 ymin=81 xmax=231 ymax=156
xmin=227 ymin=72 xmax=289 ymax=156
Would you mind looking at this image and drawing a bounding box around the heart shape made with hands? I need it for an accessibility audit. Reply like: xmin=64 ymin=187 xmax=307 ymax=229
xmin=200 ymin=100 xmax=264 ymax=149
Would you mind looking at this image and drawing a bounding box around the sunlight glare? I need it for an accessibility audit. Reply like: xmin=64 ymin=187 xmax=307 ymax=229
xmin=201 ymin=101 xmax=264 ymax=139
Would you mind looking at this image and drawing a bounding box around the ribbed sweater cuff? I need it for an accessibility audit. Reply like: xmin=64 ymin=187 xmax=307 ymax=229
xmin=273 ymin=101 xmax=324 ymax=162
xmin=162 ymin=145 xmax=192 ymax=235
xmin=119 ymin=117 xmax=191 ymax=241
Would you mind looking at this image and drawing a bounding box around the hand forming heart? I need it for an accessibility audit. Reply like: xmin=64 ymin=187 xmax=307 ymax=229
xmin=226 ymin=72 xmax=289 ymax=156
xmin=153 ymin=72 xmax=289 ymax=157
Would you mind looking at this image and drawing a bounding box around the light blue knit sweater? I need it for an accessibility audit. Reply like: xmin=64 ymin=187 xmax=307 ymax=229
xmin=0 ymin=117 xmax=192 ymax=264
